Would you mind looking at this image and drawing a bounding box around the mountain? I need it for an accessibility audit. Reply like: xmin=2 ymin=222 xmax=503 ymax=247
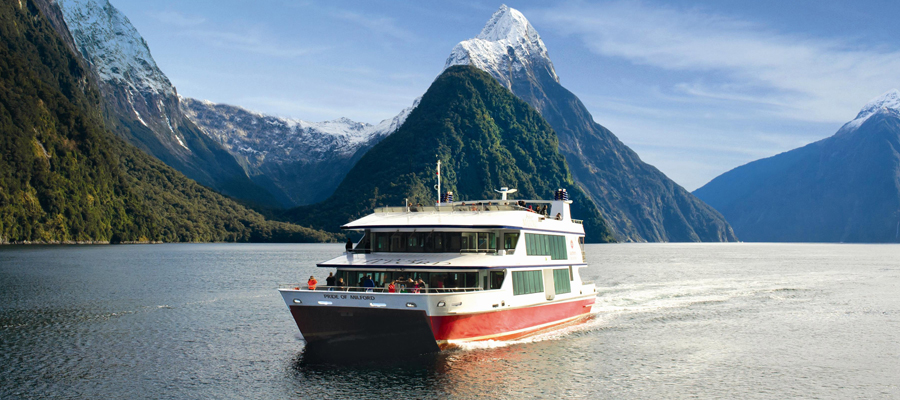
xmin=56 ymin=0 xmax=281 ymax=208
xmin=694 ymin=90 xmax=900 ymax=243
xmin=0 ymin=0 xmax=336 ymax=243
xmin=446 ymin=5 xmax=736 ymax=242
xmin=282 ymin=65 xmax=616 ymax=243
xmin=181 ymin=97 xmax=418 ymax=206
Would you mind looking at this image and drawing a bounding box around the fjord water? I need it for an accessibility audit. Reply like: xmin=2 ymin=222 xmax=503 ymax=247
xmin=1 ymin=244 xmax=898 ymax=399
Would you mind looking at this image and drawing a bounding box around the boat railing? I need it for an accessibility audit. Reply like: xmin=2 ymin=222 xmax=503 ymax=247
xmin=374 ymin=202 xmax=564 ymax=215
xmin=375 ymin=204 xmax=522 ymax=213
xmin=279 ymin=284 xmax=483 ymax=294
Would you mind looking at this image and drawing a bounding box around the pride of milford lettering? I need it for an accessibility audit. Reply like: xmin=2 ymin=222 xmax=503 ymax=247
xmin=323 ymin=294 xmax=376 ymax=300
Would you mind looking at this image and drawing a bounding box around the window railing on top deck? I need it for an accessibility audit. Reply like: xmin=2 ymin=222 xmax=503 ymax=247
xmin=374 ymin=201 xmax=562 ymax=216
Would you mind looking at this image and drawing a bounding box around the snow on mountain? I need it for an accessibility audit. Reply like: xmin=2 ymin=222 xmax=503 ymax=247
xmin=444 ymin=4 xmax=558 ymax=88
xmin=58 ymin=0 xmax=192 ymax=156
xmin=841 ymin=89 xmax=900 ymax=132
xmin=58 ymin=0 xmax=174 ymax=96
xmin=180 ymin=97 xmax=419 ymax=165
xmin=443 ymin=5 xmax=736 ymax=242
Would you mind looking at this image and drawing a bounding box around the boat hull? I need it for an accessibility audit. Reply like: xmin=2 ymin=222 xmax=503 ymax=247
xmin=288 ymin=296 xmax=595 ymax=354
xmin=289 ymin=305 xmax=441 ymax=355
xmin=431 ymin=297 xmax=596 ymax=344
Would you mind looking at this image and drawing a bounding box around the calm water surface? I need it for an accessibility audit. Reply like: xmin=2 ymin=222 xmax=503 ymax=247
xmin=1 ymin=243 xmax=898 ymax=399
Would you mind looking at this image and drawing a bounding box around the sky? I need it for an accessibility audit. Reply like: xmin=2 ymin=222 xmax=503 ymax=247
xmin=109 ymin=0 xmax=900 ymax=191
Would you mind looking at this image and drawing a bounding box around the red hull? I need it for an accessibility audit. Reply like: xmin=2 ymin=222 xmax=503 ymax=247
xmin=429 ymin=297 xmax=595 ymax=343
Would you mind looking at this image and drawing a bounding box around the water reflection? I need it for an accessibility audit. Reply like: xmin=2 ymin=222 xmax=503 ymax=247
xmin=287 ymin=342 xmax=545 ymax=399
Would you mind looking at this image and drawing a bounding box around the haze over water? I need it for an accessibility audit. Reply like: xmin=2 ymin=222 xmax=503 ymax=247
xmin=1 ymin=243 xmax=898 ymax=398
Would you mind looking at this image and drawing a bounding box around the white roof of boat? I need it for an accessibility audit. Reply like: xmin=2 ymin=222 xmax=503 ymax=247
xmin=342 ymin=202 xmax=584 ymax=235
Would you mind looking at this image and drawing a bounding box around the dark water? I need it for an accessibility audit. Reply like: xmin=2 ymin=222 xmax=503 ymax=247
xmin=1 ymin=243 xmax=899 ymax=399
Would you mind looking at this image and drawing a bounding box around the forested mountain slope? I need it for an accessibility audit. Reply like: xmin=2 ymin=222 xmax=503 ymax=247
xmin=0 ymin=0 xmax=336 ymax=243
xmin=283 ymin=65 xmax=615 ymax=243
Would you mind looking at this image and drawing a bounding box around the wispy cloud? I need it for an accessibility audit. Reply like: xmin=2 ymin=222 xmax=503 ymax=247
xmin=181 ymin=28 xmax=326 ymax=58
xmin=149 ymin=10 xmax=205 ymax=27
xmin=535 ymin=1 xmax=900 ymax=123
xmin=329 ymin=10 xmax=418 ymax=43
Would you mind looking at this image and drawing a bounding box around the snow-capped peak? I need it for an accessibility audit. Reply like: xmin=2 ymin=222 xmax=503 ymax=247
xmin=476 ymin=4 xmax=539 ymax=44
xmin=855 ymin=89 xmax=900 ymax=120
xmin=180 ymin=97 xmax=420 ymax=163
xmin=58 ymin=0 xmax=174 ymax=96
xmin=841 ymin=89 xmax=900 ymax=131
xmin=444 ymin=4 xmax=558 ymax=88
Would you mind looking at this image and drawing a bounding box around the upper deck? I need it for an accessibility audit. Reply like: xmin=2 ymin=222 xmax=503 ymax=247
xmin=343 ymin=199 xmax=584 ymax=235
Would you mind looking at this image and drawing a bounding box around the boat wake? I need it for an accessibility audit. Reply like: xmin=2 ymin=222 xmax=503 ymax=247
xmin=450 ymin=276 xmax=809 ymax=352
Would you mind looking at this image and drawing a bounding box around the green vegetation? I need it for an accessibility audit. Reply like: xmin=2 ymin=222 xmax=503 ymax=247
xmin=0 ymin=0 xmax=336 ymax=243
xmin=283 ymin=65 xmax=615 ymax=243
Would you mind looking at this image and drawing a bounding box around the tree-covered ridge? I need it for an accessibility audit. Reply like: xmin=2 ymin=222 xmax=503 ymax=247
xmin=284 ymin=65 xmax=615 ymax=243
xmin=0 ymin=0 xmax=336 ymax=243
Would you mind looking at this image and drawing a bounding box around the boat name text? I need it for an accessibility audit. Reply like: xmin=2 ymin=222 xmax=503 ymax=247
xmin=323 ymin=294 xmax=376 ymax=300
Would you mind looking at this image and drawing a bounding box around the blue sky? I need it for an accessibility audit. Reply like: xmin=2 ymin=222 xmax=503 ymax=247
xmin=110 ymin=0 xmax=900 ymax=190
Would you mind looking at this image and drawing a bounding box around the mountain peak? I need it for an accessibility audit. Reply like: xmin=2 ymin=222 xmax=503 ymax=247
xmin=857 ymin=89 xmax=900 ymax=118
xmin=476 ymin=5 xmax=535 ymax=43
xmin=59 ymin=0 xmax=174 ymax=95
xmin=444 ymin=5 xmax=558 ymax=87
xmin=842 ymin=89 xmax=900 ymax=131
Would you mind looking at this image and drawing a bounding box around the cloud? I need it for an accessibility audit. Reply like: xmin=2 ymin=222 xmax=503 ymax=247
xmin=182 ymin=28 xmax=326 ymax=58
xmin=149 ymin=10 xmax=205 ymax=27
xmin=535 ymin=1 xmax=900 ymax=123
xmin=329 ymin=10 xmax=418 ymax=43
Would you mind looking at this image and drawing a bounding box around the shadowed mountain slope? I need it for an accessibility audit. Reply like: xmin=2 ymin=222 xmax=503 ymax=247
xmin=694 ymin=90 xmax=900 ymax=242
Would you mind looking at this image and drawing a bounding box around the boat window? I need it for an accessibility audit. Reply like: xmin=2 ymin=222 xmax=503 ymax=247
xmin=448 ymin=234 xmax=461 ymax=251
xmin=390 ymin=233 xmax=406 ymax=252
xmin=433 ymin=233 xmax=444 ymax=252
xmin=490 ymin=270 xmax=505 ymax=290
xmin=525 ymin=233 xmax=568 ymax=260
xmin=553 ymin=268 xmax=571 ymax=294
xmin=504 ymin=233 xmax=519 ymax=250
xmin=374 ymin=233 xmax=385 ymax=251
xmin=512 ymin=270 xmax=544 ymax=295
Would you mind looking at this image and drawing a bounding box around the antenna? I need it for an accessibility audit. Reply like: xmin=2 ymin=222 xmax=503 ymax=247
xmin=494 ymin=186 xmax=517 ymax=200
xmin=434 ymin=158 xmax=441 ymax=205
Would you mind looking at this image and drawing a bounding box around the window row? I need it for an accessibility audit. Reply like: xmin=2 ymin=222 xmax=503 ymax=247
xmin=359 ymin=231 xmax=520 ymax=253
xmin=525 ymin=233 xmax=568 ymax=260
xmin=335 ymin=271 xmax=479 ymax=290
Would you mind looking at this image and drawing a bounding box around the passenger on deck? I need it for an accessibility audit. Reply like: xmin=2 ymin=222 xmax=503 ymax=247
xmin=388 ymin=281 xmax=396 ymax=293
xmin=325 ymin=272 xmax=335 ymax=287
xmin=363 ymin=275 xmax=375 ymax=292
xmin=345 ymin=238 xmax=353 ymax=252
xmin=556 ymin=213 xmax=562 ymax=220
xmin=336 ymin=278 xmax=345 ymax=291
xmin=307 ymin=276 xmax=318 ymax=290
xmin=415 ymin=278 xmax=427 ymax=293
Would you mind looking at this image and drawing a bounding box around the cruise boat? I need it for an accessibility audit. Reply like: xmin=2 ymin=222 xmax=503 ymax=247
xmin=279 ymin=186 xmax=597 ymax=355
